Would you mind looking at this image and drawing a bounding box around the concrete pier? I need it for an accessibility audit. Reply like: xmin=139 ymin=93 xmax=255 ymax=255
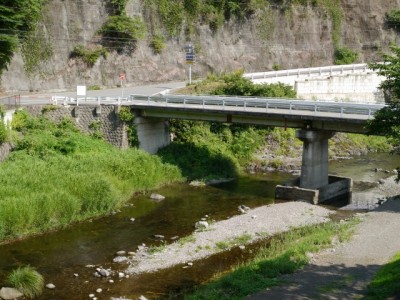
xmin=296 ymin=129 xmax=335 ymax=190
xmin=276 ymin=129 xmax=352 ymax=204
xmin=134 ymin=117 xmax=170 ymax=154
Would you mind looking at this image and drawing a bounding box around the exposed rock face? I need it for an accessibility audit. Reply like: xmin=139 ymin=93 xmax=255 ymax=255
xmin=1 ymin=0 xmax=400 ymax=92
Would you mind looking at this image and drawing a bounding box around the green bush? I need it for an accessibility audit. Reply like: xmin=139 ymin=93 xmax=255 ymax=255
xmin=108 ymin=0 xmax=128 ymax=15
xmin=211 ymin=70 xmax=297 ymax=98
xmin=70 ymin=45 xmax=107 ymax=67
xmin=100 ymin=15 xmax=146 ymax=54
xmin=150 ymin=34 xmax=165 ymax=54
xmin=6 ymin=266 xmax=44 ymax=298
xmin=386 ymin=9 xmax=400 ymax=28
xmin=334 ymin=47 xmax=358 ymax=65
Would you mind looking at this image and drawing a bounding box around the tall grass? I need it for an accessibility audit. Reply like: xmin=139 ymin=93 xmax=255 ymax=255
xmin=0 ymin=113 xmax=183 ymax=242
xmin=6 ymin=266 xmax=44 ymax=298
xmin=184 ymin=219 xmax=358 ymax=300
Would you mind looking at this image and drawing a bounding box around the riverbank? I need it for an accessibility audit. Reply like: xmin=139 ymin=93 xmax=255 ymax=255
xmin=118 ymin=176 xmax=400 ymax=299
xmin=248 ymin=177 xmax=400 ymax=299
xmin=126 ymin=201 xmax=334 ymax=275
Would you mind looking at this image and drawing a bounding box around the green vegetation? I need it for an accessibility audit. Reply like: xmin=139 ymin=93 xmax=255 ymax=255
xmin=100 ymin=15 xmax=146 ymax=54
xmin=70 ymin=45 xmax=108 ymax=67
xmin=6 ymin=266 xmax=44 ymax=298
xmin=150 ymin=34 xmax=166 ymax=54
xmin=386 ymin=9 xmax=400 ymax=28
xmin=108 ymin=0 xmax=128 ymax=15
xmin=183 ymin=219 xmax=357 ymax=299
xmin=0 ymin=111 xmax=183 ymax=242
xmin=215 ymin=233 xmax=252 ymax=250
xmin=368 ymin=44 xmax=400 ymax=181
xmin=118 ymin=107 xmax=139 ymax=147
xmin=334 ymin=47 xmax=358 ymax=65
xmin=20 ymin=27 xmax=53 ymax=76
xmin=0 ymin=106 xmax=7 ymax=143
xmin=0 ymin=0 xmax=47 ymax=74
xmin=365 ymin=252 xmax=400 ymax=299
xmin=179 ymin=235 xmax=196 ymax=246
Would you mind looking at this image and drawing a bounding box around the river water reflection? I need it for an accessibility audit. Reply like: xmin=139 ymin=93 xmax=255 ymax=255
xmin=0 ymin=153 xmax=398 ymax=299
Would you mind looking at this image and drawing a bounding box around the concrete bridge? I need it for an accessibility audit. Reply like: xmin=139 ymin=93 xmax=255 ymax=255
xmin=2 ymin=88 xmax=385 ymax=204
xmin=120 ymin=94 xmax=382 ymax=204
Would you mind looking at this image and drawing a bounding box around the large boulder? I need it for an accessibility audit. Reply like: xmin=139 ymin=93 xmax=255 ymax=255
xmin=0 ymin=287 xmax=24 ymax=300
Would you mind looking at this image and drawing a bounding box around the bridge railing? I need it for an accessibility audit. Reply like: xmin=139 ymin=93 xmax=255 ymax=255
xmin=0 ymin=95 xmax=20 ymax=109
xmin=129 ymin=94 xmax=386 ymax=118
xmin=243 ymin=63 xmax=372 ymax=81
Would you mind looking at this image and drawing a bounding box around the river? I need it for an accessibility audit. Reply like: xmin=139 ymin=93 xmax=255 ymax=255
xmin=0 ymin=153 xmax=398 ymax=299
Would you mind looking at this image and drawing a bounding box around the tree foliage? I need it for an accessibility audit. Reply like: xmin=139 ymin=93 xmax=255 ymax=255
xmin=370 ymin=45 xmax=400 ymax=103
xmin=0 ymin=0 xmax=45 ymax=73
xmin=100 ymin=15 xmax=146 ymax=54
xmin=368 ymin=44 xmax=400 ymax=181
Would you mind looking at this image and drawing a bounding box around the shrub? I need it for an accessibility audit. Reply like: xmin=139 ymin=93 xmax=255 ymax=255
xmin=150 ymin=34 xmax=165 ymax=54
xmin=100 ymin=15 xmax=146 ymax=54
xmin=108 ymin=0 xmax=128 ymax=15
xmin=70 ymin=45 xmax=107 ymax=67
xmin=6 ymin=266 xmax=44 ymax=298
xmin=334 ymin=47 xmax=358 ymax=65
xmin=387 ymin=9 xmax=400 ymax=28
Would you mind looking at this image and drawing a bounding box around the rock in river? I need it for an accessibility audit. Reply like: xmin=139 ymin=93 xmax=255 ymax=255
xmin=0 ymin=287 xmax=24 ymax=299
xmin=150 ymin=193 xmax=165 ymax=201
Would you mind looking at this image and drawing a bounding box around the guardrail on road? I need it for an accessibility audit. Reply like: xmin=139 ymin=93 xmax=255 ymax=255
xmin=128 ymin=94 xmax=385 ymax=119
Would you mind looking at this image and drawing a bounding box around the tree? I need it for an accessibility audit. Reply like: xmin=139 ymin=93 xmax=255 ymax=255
xmin=368 ymin=44 xmax=400 ymax=181
xmin=0 ymin=0 xmax=45 ymax=73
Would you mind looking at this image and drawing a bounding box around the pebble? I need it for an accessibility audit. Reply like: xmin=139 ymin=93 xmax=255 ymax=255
xmin=130 ymin=218 xmax=135 ymax=222
xmin=97 ymin=268 xmax=111 ymax=277
xmin=96 ymin=288 xmax=102 ymax=293
xmin=128 ymin=251 xmax=136 ymax=256
xmin=139 ymin=296 xmax=149 ymax=300
xmin=239 ymin=245 xmax=246 ymax=250
xmin=187 ymin=262 xmax=193 ymax=266
xmin=153 ymin=234 xmax=165 ymax=240
xmin=109 ymin=279 xmax=114 ymax=283
xmin=195 ymin=221 xmax=208 ymax=229
xmin=113 ymin=256 xmax=128 ymax=263
xmin=89 ymin=294 xmax=95 ymax=298
xmin=170 ymin=236 xmax=179 ymax=240
xmin=118 ymin=272 xmax=125 ymax=278
xmin=46 ymin=283 xmax=56 ymax=289
xmin=73 ymin=273 xmax=79 ymax=277
xmin=116 ymin=250 xmax=127 ymax=256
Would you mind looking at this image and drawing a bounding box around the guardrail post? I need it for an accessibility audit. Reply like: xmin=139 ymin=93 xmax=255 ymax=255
xmin=340 ymin=107 xmax=344 ymax=117
xmin=266 ymin=102 xmax=269 ymax=111
xmin=97 ymin=97 xmax=100 ymax=106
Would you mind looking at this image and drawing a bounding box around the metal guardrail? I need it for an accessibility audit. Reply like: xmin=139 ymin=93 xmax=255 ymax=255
xmin=243 ymin=63 xmax=373 ymax=80
xmin=0 ymin=95 xmax=20 ymax=108
xmin=128 ymin=94 xmax=386 ymax=118
xmin=50 ymin=93 xmax=385 ymax=119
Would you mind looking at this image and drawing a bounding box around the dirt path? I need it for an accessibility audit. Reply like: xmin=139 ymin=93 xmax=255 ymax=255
xmin=247 ymin=178 xmax=400 ymax=300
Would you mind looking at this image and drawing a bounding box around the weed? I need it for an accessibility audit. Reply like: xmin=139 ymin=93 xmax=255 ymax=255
xmin=6 ymin=266 xmax=44 ymax=298
xmin=179 ymin=235 xmax=196 ymax=246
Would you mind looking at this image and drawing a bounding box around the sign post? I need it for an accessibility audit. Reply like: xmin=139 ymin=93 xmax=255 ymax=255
xmin=76 ymin=85 xmax=86 ymax=106
xmin=185 ymin=45 xmax=195 ymax=84
xmin=119 ymin=72 xmax=126 ymax=98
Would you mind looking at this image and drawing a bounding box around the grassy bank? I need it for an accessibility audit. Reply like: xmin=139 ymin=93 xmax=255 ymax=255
xmin=365 ymin=252 xmax=400 ymax=299
xmin=179 ymin=219 xmax=358 ymax=299
xmin=0 ymin=111 xmax=183 ymax=243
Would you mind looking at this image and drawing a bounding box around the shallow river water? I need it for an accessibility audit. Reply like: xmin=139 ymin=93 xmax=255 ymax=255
xmin=0 ymin=153 xmax=399 ymax=299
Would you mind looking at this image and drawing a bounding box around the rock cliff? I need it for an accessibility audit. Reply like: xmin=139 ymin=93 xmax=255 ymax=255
xmin=1 ymin=0 xmax=400 ymax=93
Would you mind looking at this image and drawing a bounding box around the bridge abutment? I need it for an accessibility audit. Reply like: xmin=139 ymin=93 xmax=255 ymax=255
xmin=135 ymin=117 xmax=170 ymax=154
xmin=276 ymin=129 xmax=352 ymax=204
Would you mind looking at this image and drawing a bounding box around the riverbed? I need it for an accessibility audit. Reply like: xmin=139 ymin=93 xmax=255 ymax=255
xmin=0 ymin=153 xmax=398 ymax=299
